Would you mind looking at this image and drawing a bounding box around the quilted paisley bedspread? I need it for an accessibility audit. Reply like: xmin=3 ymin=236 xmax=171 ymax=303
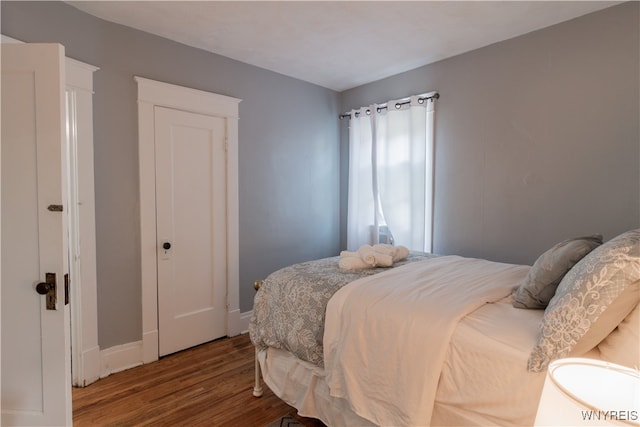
xmin=248 ymin=253 xmax=435 ymax=367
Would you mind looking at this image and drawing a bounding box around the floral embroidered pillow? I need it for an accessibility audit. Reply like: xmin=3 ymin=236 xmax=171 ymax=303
xmin=597 ymin=299 xmax=640 ymax=368
xmin=528 ymin=229 xmax=640 ymax=372
xmin=512 ymin=235 xmax=603 ymax=309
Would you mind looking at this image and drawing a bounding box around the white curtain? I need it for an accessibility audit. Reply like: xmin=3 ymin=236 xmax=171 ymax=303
xmin=346 ymin=94 xmax=436 ymax=252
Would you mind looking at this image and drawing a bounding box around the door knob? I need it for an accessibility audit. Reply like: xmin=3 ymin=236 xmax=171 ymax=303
xmin=35 ymin=272 xmax=57 ymax=310
xmin=163 ymin=242 xmax=171 ymax=250
xmin=36 ymin=281 xmax=52 ymax=295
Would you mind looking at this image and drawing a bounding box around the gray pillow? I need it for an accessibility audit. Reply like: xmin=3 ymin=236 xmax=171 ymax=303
xmin=528 ymin=229 xmax=640 ymax=372
xmin=513 ymin=235 xmax=603 ymax=309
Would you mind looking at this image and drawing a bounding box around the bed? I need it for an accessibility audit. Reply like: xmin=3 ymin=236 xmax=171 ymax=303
xmin=249 ymin=230 xmax=640 ymax=426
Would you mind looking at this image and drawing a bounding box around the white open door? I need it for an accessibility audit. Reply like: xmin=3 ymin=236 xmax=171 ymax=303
xmin=1 ymin=43 xmax=72 ymax=426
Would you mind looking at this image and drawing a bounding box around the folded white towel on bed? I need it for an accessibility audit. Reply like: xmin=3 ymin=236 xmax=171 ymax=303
xmin=372 ymin=244 xmax=409 ymax=262
xmin=394 ymin=245 xmax=409 ymax=262
xmin=338 ymin=256 xmax=371 ymax=270
xmin=358 ymin=245 xmax=393 ymax=267
xmin=339 ymin=244 xmax=410 ymax=270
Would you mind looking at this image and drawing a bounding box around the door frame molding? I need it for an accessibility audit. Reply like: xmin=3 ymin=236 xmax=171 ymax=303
xmin=135 ymin=76 xmax=241 ymax=363
xmin=66 ymin=57 xmax=100 ymax=386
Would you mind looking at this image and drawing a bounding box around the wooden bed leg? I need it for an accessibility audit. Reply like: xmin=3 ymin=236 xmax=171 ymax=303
xmin=253 ymin=347 xmax=263 ymax=397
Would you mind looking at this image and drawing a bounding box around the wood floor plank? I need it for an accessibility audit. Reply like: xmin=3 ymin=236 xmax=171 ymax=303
xmin=73 ymin=334 xmax=326 ymax=426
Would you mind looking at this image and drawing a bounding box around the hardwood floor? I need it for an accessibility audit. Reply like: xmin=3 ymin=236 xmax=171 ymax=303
xmin=73 ymin=333 xmax=326 ymax=426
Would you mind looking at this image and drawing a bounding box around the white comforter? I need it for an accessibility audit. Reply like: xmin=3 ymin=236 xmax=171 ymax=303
xmin=323 ymin=255 xmax=530 ymax=426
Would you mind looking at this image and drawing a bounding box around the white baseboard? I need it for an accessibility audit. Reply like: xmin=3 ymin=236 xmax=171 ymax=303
xmin=228 ymin=309 xmax=253 ymax=336
xmin=238 ymin=310 xmax=253 ymax=334
xmin=100 ymin=340 xmax=144 ymax=378
xmin=97 ymin=312 xmax=252 ymax=380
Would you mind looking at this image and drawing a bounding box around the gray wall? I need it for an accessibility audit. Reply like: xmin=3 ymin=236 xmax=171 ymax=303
xmin=341 ymin=2 xmax=639 ymax=265
xmin=4 ymin=1 xmax=638 ymax=349
xmin=1 ymin=1 xmax=341 ymax=348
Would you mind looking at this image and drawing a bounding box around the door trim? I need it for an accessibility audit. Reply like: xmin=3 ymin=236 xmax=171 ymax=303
xmin=135 ymin=76 xmax=241 ymax=363
xmin=66 ymin=58 xmax=100 ymax=387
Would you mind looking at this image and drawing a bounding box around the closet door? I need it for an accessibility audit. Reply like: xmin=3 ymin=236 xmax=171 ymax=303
xmin=155 ymin=106 xmax=228 ymax=356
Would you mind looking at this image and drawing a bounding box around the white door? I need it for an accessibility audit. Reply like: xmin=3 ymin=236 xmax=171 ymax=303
xmin=1 ymin=43 xmax=72 ymax=426
xmin=155 ymin=106 xmax=228 ymax=356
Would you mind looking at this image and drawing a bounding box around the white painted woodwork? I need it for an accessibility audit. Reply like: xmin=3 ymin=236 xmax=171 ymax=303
xmin=3 ymin=33 xmax=101 ymax=388
xmin=136 ymin=76 xmax=241 ymax=363
xmin=65 ymin=58 xmax=100 ymax=387
xmin=155 ymin=106 xmax=228 ymax=356
xmin=1 ymin=43 xmax=72 ymax=426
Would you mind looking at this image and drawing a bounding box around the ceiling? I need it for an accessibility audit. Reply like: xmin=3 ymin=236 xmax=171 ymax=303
xmin=66 ymin=1 xmax=621 ymax=92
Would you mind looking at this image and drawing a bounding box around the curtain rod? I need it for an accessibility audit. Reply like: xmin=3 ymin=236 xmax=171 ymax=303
xmin=339 ymin=91 xmax=439 ymax=120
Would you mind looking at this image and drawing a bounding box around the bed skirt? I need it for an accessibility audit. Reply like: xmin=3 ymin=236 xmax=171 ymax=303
xmin=257 ymin=347 xmax=374 ymax=426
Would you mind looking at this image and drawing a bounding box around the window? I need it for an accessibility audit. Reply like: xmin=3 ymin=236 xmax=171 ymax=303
xmin=345 ymin=93 xmax=437 ymax=252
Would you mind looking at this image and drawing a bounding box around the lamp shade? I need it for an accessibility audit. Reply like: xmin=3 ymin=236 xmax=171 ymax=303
xmin=535 ymin=358 xmax=640 ymax=426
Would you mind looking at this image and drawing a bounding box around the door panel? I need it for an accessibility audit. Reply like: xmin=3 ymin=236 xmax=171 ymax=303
xmin=1 ymin=43 xmax=72 ymax=426
xmin=155 ymin=106 xmax=227 ymax=356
